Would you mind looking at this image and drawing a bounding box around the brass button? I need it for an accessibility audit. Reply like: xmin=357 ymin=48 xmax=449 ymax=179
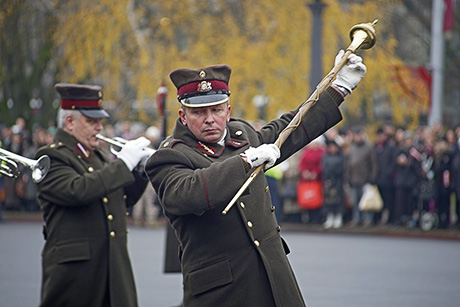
xmin=265 ymin=186 xmax=269 ymax=192
xmin=271 ymin=206 xmax=275 ymax=212
xmin=247 ymin=221 xmax=253 ymax=228
xmin=240 ymin=202 xmax=245 ymax=209
xmin=77 ymin=155 xmax=82 ymax=159
xmin=58 ymin=142 xmax=63 ymax=146
xmin=50 ymin=144 xmax=56 ymax=148
xmin=277 ymin=225 xmax=281 ymax=232
xmin=163 ymin=142 xmax=170 ymax=147
xmin=203 ymin=153 xmax=208 ymax=157
xmin=88 ymin=166 xmax=94 ymax=172
xmin=235 ymin=130 xmax=243 ymax=136
xmin=125 ymin=212 xmax=129 ymax=216
xmin=110 ymin=231 xmax=116 ymax=237
xmin=102 ymin=197 xmax=108 ymax=204
xmin=123 ymin=195 xmax=127 ymax=199
xmin=254 ymin=240 xmax=260 ymax=247
xmin=107 ymin=214 xmax=113 ymax=221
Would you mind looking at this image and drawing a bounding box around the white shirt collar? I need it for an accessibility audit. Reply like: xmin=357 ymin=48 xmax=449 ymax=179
xmin=217 ymin=129 xmax=227 ymax=146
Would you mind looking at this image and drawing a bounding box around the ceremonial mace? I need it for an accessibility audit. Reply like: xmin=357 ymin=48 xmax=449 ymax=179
xmin=222 ymin=19 xmax=378 ymax=215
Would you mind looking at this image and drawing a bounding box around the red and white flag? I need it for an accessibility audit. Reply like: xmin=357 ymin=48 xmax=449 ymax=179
xmin=156 ymin=82 xmax=167 ymax=116
xmin=444 ymin=0 xmax=455 ymax=33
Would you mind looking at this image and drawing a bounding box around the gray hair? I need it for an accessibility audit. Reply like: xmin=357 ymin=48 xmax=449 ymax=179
xmin=57 ymin=109 xmax=81 ymax=128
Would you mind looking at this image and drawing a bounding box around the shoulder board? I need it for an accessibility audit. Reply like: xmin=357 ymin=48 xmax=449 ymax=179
xmin=48 ymin=141 xmax=67 ymax=150
xmin=158 ymin=136 xmax=184 ymax=149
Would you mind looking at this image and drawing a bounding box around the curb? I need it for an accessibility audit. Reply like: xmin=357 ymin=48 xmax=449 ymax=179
xmin=3 ymin=211 xmax=460 ymax=241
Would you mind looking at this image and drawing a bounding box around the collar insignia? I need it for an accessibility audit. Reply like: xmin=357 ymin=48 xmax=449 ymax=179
xmin=197 ymin=141 xmax=216 ymax=155
xmin=76 ymin=143 xmax=90 ymax=158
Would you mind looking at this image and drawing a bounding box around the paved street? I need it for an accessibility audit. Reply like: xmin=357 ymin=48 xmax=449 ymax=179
xmin=1 ymin=221 xmax=460 ymax=307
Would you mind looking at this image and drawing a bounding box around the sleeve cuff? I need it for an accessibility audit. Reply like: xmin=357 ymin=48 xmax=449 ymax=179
xmin=326 ymin=86 xmax=345 ymax=107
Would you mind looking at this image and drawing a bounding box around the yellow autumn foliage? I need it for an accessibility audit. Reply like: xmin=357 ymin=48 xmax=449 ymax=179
xmin=53 ymin=0 xmax=428 ymax=135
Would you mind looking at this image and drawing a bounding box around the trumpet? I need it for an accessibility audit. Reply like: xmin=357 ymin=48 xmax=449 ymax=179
xmin=96 ymin=134 xmax=156 ymax=158
xmin=0 ymin=148 xmax=50 ymax=183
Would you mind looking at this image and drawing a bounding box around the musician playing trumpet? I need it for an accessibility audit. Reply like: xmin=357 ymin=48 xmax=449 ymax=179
xmin=144 ymin=47 xmax=367 ymax=306
xmin=34 ymin=83 xmax=151 ymax=307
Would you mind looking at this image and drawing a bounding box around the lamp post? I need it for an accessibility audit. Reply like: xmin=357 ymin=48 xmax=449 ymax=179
xmin=428 ymin=0 xmax=445 ymax=127
xmin=307 ymin=0 xmax=327 ymax=93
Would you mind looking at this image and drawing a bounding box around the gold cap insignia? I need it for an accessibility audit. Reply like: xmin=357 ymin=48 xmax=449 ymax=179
xmin=197 ymin=81 xmax=212 ymax=92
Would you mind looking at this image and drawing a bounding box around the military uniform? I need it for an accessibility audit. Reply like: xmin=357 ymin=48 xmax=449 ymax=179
xmin=145 ymin=64 xmax=344 ymax=307
xmin=35 ymin=84 xmax=148 ymax=307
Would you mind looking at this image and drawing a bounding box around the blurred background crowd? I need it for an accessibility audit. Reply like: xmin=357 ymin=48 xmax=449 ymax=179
xmin=2 ymin=116 xmax=460 ymax=232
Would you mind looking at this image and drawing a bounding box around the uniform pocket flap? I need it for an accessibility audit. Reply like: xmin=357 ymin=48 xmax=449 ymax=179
xmin=189 ymin=258 xmax=233 ymax=296
xmin=55 ymin=239 xmax=90 ymax=264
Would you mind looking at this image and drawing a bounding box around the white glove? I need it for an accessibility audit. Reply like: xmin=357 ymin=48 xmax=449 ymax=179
xmin=241 ymin=144 xmax=280 ymax=170
xmin=332 ymin=49 xmax=367 ymax=94
xmin=117 ymin=137 xmax=151 ymax=171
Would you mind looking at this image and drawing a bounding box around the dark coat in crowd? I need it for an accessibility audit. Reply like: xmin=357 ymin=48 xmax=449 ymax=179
xmin=433 ymin=147 xmax=454 ymax=228
xmin=375 ymin=139 xmax=398 ymax=187
xmin=394 ymin=146 xmax=420 ymax=189
xmin=35 ymin=128 xmax=147 ymax=307
xmin=321 ymin=149 xmax=345 ymax=208
xmin=451 ymin=144 xmax=460 ymax=198
xmin=145 ymin=87 xmax=344 ymax=307
xmin=346 ymin=140 xmax=378 ymax=187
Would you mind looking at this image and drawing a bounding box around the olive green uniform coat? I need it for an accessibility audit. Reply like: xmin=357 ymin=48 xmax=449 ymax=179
xmin=35 ymin=128 xmax=147 ymax=307
xmin=145 ymin=87 xmax=344 ymax=307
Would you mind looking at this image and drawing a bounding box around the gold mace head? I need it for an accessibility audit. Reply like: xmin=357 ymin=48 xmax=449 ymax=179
xmin=347 ymin=19 xmax=378 ymax=52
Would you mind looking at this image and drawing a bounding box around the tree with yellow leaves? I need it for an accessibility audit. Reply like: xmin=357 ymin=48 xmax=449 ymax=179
xmin=49 ymin=0 xmax=432 ymax=134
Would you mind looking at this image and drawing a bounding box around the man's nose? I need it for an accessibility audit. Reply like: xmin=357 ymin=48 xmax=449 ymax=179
xmin=204 ymin=110 xmax=214 ymax=123
xmin=96 ymin=120 xmax=103 ymax=131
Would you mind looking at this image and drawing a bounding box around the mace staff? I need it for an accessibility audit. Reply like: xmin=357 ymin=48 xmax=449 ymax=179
xmin=222 ymin=19 xmax=378 ymax=215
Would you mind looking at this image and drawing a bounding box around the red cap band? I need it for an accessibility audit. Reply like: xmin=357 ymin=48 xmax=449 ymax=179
xmin=177 ymin=80 xmax=229 ymax=96
xmin=61 ymin=99 xmax=102 ymax=110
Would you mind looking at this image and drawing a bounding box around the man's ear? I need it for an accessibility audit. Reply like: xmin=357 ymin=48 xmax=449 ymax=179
xmin=227 ymin=104 xmax=231 ymax=122
xmin=179 ymin=109 xmax=187 ymax=126
xmin=64 ymin=114 xmax=74 ymax=131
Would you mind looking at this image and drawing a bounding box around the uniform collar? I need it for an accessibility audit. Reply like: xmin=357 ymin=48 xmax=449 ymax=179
xmin=54 ymin=128 xmax=95 ymax=162
xmin=173 ymin=118 xmax=247 ymax=157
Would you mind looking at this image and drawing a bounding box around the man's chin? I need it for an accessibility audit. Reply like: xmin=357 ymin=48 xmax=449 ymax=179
xmin=89 ymin=140 xmax=99 ymax=150
xmin=201 ymin=135 xmax=219 ymax=144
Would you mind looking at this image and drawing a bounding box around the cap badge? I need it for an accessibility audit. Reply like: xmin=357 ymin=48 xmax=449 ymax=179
xmin=199 ymin=70 xmax=206 ymax=78
xmin=197 ymin=81 xmax=212 ymax=92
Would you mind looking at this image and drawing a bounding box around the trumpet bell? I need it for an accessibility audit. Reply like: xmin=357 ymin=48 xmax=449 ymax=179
xmin=32 ymin=155 xmax=51 ymax=183
xmin=0 ymin=147 xmax=50 ymax=183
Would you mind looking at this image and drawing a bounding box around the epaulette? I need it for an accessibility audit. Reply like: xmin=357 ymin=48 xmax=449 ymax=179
xmin=158 ymin=136 xmax=183 ymax=149
xmin=227 ymin=118 xmax=254 ymax=139
xmin=48 ymin=141 xmax=67 ymax=150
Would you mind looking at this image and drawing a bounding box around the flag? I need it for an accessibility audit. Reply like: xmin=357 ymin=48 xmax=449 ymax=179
xmin=156 ymin=82 xmax=167 ymax=116
xmin=444 ymin=0 xmax=455 ymax=33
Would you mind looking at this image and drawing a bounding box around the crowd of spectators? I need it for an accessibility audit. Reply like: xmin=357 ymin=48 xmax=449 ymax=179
xmin=1 ymin=117 xmax=460 ymax=231
xmin=275 ymin=123 xmax=460 ymax=231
